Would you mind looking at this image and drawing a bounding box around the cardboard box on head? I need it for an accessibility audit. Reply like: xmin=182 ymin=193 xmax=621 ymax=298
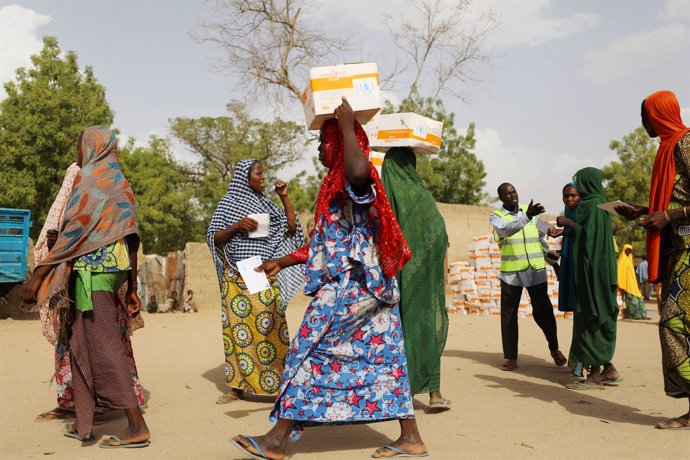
xmin=301 ymin=62 xmax=381 ymax=130
xmin=366 ymin=112 xmax=443 ymax=155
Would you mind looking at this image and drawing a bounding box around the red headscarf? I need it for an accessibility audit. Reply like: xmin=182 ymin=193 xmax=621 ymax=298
xmin=290 ymin=119 xmax=411 ymax=277
xmin=646 ymin=90 xmax=690 ymax=283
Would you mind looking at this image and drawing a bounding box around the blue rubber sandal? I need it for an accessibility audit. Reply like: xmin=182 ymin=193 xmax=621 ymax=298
xmin=229 ymin=435 xmax=274 ymax=460
xmin=372 ymin=445 xmax=430 ymax=458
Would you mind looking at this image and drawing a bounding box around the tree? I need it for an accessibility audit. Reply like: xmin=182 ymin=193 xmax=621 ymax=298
xmin=170 ymin=101 xmax=307 ymax=183
xmin=119 ymin=137 xmax=202 ymax=254
xmin=381 ymin=89 xmax=487 ymax=204
xmin=385 ymin=0 xmax=496 ymax=101
xmin=602 ymin=126 xmax=659 ymax=255
xmin=197 ymin=0 xmax=351 ymax=105
xmin=0 ymin=36 xmax=114 ymax=238
xmin=287 ymin=157 xmax=326 ymax=212
xmin=198 ymin=0 xmax=495 ymax=106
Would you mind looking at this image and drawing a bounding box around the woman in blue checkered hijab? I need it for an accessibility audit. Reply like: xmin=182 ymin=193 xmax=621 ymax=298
xmin=207 ymin=159 xmax=305 ymax=404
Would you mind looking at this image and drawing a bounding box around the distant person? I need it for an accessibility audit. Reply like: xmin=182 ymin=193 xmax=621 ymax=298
xmin=159 ymin=290 xmax=178 ymax=313
xmin=381 ymin=146 xmax=451 ymax=411
xmin=490 ymin=183 xmax=566 ymax=371
xmin=182 ymin=289 xmax=197 ymax=313
xmin=207 ymin=159 xmax=305 ymax=404
xmin=636 ymin=257 xmax=649 ymax=300
xmin=560 ymin=168 xmax=620 ymax=391
xmin=145 ymin=295 xmax=158 ymax=314
xmin=618 ymin=245 xmax=648 ymax=320
xmin=617 ymin=90 xmax=690 ymax=429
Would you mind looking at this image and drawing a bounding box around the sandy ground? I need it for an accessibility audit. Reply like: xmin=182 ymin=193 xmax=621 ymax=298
xmin=1 ymin=292 xmax=687 ymax=460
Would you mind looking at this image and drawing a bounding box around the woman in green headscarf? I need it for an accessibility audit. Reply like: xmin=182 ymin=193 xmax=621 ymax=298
xmin=381 ymin=147 xmax=451 ymax=410
xmin=559 ymin=167 xmax=620 ymax=390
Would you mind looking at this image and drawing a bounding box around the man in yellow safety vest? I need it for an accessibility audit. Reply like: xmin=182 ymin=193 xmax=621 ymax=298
xmin=489 ymin=183 xmax=567 ymax=371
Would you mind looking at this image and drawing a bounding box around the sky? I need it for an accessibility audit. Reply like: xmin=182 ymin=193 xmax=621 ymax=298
xmin=1 ymin=0 xmax=689 ymax=213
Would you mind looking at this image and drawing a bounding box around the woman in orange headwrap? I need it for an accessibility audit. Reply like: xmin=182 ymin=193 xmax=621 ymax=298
xmin=617 ymin=90 xmax=690 ymax=429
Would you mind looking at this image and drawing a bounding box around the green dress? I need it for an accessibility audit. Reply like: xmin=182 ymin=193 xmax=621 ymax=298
xmin=570 ymin=168 xmax=618 ymax=368
xmin=381 ymin=147 xmax=449 ymax=394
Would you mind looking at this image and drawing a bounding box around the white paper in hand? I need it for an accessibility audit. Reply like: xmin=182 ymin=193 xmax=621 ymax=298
xmin=247 ymin=213 xmax=270 ymax=238
xmin=236 ymin=256 xmax=271 ymax=294
xmin=597 ymin=200 xmax=632 ymax=216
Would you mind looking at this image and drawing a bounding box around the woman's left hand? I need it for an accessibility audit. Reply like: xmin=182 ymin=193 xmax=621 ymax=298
xmin=275 ymin=180 xmax=288 ymax=197
xmin=641 ymin=211 xmax=669 ymax=231
xmin=20 ymin=275 xmax=42 ymax=304
xmin=126 ymin=290 xmax=142 ymax=317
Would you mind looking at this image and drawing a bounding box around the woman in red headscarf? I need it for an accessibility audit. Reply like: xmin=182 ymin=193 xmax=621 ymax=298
xmin=617 ymin=90 xmax=690 ymax=429
xmin=229 ymin=98 xmax=428 ymax=459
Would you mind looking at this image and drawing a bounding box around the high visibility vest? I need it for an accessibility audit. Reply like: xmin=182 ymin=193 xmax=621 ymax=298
xmin=492 ymin=205 xmax=546 ymax=272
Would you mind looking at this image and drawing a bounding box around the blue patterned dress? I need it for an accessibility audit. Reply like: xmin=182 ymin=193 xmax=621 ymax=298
xmin=269 ymin=183 xmax=415 ymax=440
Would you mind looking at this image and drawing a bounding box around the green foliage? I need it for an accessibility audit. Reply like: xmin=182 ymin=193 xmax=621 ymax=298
xmin=170 ymin=101 xmax=307 ymax=182
xmin=119 ymin=137 xmax=202 ymax=254
xmin=0 ymin=36 xmax=114 ymax=238
xmin=602 ymin=126 xmax=659 ymax=255
xmin=381 ymin=89 xmax=487 ymax=204
xmin=287 ymin=157 xmax=326 ymax=212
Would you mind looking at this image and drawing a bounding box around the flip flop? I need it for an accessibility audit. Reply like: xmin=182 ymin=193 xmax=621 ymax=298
xmin=63 ymin=426 xmax=94 ymax=442
xmin=602 ymin=377 xmax=624 ymax=386
xmin=655 ymin=417 xmax=690 ymax=430
xmin=372 ymin=445 xmax=430 ymax=458
xmin=566 ymin=381 xmax=604 ymax=391
xmin=99 ymin=435 xmax=150 ymax=449
xmin=428 ymin=398 xmax=452 ymax=412
xmin=228 ymin=435 xmax=276 ymax=460
xmin=36 ymin=408 xmax=74 ymax=422
xmin=216 ymin=391 xmax=243 ymax=404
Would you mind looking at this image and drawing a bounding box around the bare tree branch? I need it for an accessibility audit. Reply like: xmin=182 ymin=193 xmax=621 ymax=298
xmin=386 ymin=0 xmax=497 ymax=102
xmin=196 ymin=0 xmax=354 ymax=105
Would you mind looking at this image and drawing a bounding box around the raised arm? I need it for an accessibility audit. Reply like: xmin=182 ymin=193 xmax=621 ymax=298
xmin=335 ymin=98 xmax=370 ymax=191
xmin=275 ymin=180 xmax=297 ymax=234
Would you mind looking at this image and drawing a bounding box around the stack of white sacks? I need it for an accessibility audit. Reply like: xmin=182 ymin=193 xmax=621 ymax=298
xmin=448 ymin=222 xmax=625 ymax=319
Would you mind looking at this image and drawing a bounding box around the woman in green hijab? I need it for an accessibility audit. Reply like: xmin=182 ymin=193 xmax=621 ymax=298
xmin=559 ymin=167 xmax=620 ymax=390
xmin=381 ymin=147 xmax=451 ymax=410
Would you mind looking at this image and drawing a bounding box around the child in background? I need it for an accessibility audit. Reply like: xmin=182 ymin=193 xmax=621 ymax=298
xmin=145 ymin=295 xmax=158 ymax=313
xmin=182 ymin=289 xmax=197 ymax=313
xmin=556 ymin=183 xmax=583 ymax=376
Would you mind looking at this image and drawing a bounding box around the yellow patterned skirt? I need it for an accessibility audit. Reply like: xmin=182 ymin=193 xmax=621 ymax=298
xmin=220 ymin=267 xmax=290 ymax=395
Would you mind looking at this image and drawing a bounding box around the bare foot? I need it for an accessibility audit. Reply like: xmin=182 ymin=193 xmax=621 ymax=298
xmin=231 ymin=434 xmax=286 ymax=460
xmin=372 ymin=436 xmax=428 ymax=458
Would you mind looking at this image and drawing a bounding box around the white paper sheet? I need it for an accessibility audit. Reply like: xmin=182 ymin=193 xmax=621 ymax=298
xmin=597 ymin=200 xmax=633 ymax=216
xmin=236 ymin=256 xmax=271 ymax=294
xmin=536 ymin=219 xmax=553 ymax=234
xmin=247 ymin=213 xmax=270 ymax=238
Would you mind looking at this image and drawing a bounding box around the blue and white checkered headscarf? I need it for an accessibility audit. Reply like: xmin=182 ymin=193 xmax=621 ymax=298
xmin=207 ymin=159 xmax=305 ymax=307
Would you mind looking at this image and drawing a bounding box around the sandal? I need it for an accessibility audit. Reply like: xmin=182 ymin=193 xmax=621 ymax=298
xmin=501 ymin=359 xmax=518 ymax=371
xmin=216 ymin=390 xmax=243 ymax=404
xmin=566 ymin=381 xmax=604 ymax=391
xmin=35 ymin=407 xmax=74 ymax=422
xmin=428 ymin=398 xmax=452 ymax=412
xmin=551 ymin=350 xmax=567 ymax=367
xmin=655 ymin=416 xmax=690 ymax=430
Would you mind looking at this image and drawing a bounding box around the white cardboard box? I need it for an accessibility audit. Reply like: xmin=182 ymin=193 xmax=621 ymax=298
xmin=367 ymin=112 xmax=443 ymax=155
xmin=301 ymin=62 xmax=381 ymax=130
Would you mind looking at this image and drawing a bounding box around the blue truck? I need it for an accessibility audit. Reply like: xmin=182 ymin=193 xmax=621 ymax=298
xmin=0 ymin=208 xmax=32 ymax=297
